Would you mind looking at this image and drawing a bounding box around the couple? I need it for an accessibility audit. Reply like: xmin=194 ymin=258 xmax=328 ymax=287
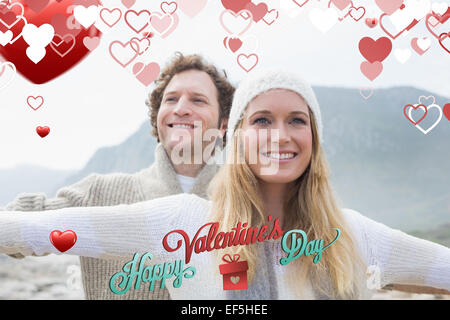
xmin=1 ymin=53 xmax=450 ymax=299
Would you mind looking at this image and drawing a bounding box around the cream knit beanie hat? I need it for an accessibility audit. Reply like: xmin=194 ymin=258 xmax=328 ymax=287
xmin=226 ymin=69 xmax=323 ymax=145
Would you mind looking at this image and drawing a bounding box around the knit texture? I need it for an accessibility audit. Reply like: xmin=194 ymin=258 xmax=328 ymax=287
xmin=1 ymin=194 xmax=449 ymax=299
xmin=1 ymin=143 xmax=219 ymax=300
xmin=226 ymin=69 xmax=324 ymax=146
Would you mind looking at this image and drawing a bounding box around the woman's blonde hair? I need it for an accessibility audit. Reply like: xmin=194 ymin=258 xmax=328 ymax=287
xmin=208 ymin=102 xmax=366 ymax=299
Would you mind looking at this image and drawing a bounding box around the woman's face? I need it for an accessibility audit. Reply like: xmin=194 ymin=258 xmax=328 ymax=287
xmin=240 ymin=89 xmax=313 ymax=184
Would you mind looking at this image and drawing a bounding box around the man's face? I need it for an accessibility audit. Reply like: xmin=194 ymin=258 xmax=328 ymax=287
xmin=157 ymin=69 xmax=226 ymax=164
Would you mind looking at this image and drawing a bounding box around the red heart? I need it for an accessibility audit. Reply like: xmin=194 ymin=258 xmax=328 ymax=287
xmin=228 ymin=37 xmax=242 ymax=52
xmin=365 ymin=17 xmax=378 ymax=28
xmin=36 ymin=125 xmax=50 ymax=137
xmin=244 ymin=2 xmax=268 ymax=22
xmin=50 ymin=230 xmax=77 ymax=252
xmin=358 ymin=37 xmax=392 ymax=63
xmin=438 ymin=32 xmax=450 ymax=53
xmin=403 ymin=104 xmax=427 ymax=125
xmin=0 ymin=0 xmax=102 ymax=84
xmin=220 ymin=0 xmax=251 ymax=14
xmin=425 ymin=9 xmax=450 ymax=39
xmin=443 ymin=103 xmax=450 ymax=121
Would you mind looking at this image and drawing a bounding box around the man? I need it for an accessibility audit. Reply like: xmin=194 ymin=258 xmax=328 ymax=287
xmin=2 ymin=52 xmax=235 ymax=299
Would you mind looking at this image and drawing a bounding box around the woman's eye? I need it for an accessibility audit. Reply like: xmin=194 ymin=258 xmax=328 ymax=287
xmin=165 ymin=97 xmax=176 ymax=102
xmin=253 ymin=117 xmax=270 ymax=125
xmin=291 ymin=118 xmax=306 ymax=124
xmin=193 ymin=99 xmax=205 ymax=103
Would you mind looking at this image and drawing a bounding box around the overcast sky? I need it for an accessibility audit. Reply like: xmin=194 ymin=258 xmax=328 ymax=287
xmin=0 ymin=0 xmax=449 ymax=170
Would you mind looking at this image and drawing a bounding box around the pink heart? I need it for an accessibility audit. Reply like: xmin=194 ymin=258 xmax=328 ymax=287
xmin=149 ymin=13 xmax=173 ymax=35
xmin=83 ymin=36 xmax=100 ymax=51
xmin=228 ymin=37 xmax=242 ymax=52
xmin=360 ymin=61 xmax=383 ymax=81
xmin=24 ymin=0 xmax=49 ymax=14
xmin=109 ymin=40 xmax=139 ymax=68
xmin=375 ymin=0 xmax=403 ymax=15
xmin=331 ymin=0 xmax=352 ymax=11
xmin=178 ymin=0 xmax=207 ymax=17
xmin=244 ymin=2 xmax=268 ymax=22
xmin=237 ymin=53 xmax=258 ymax=72
xmin=27 ymin=95 xmax=44 ymax=110
xmin=121 ymin=0 xmax=135 ymax=9
xmin=133 ymin=62 xmax=160 ymax=86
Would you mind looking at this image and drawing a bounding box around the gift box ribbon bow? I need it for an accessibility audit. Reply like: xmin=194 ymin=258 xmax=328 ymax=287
xmin=222 ymin=254 xmax=241 ymax=264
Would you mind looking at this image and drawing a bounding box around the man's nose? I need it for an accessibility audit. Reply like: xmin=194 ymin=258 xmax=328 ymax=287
xmin=173 ymin=96 xmax=193 ymax=117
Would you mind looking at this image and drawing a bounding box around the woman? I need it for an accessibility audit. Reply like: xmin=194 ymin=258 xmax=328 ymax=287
xmin=1 ymin=70 xmax=449 ymax=299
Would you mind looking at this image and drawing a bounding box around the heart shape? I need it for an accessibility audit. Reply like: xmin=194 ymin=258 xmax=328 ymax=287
xmin=50 ymin=230 xmax=77 ymax=252
xmin=418 ymin=95 xmax=436 ymax=107
xmin=129 ymin=36 xmax=150 ymax=55
xmin=407 ymin=104 xmax=443 ymax=134
xmin=124 ymin=9 xmax=150 ymax=34
xmin=149 ymin=12 xmax=176 ymax=36
xmin=360 ymin=61 xmax=383 ymax=81
xmin=330 ymin=0 xmax=352 ymax=11
xmin=292 ymin=0 xmax=310 ymax=7
xmin=178 ymin=0 xmax=207 ymax=17
xmin=160 ymin=1 xmax=177 ymax=15
xmin=221 ymin=0 xmax=251 ymax=14
xmin=230 ymin=276 xmax=240 ymax=284
xmin=425 ymin=10 xmax=450 ymax=39
xmin=379 ymin=13 xmax=418 ymax=40
xmin=0 ymin=0 xmax=102 ymax=84
xmin=133 ymin=61 xmax=160 ymax=86
xmin=359 ymin=87 xmax=373 ymax=100
xmin=220 ymin=9 xmax=253 ymax=36
xmin=358 ymin=37 xmax=392 ymax=63
xmin=244 ymin=2 xmax=268 ymax=22
xmin=36 ymin=125 xmax=50 ymax=138
xmin=411 ymin=37 xmax=431 ymax=55
xmin=365 ymin=17 xmax=378 ymax=28
xmin=109 ymin=40 xmax=139 ymax=67
xmin=27 ymin=95 xmax=44 ymax=110
xmin=237 ymin=53 xmax=258 ymax=72
xmin=49 ymin=33 xmax=75 ymax=57
xmin=99 ymin=7 xmax=122 ymax=28
xmin=403 ymin=104 xmax=427 ymax=125
xmin=262 ymin=9 xmax=278 ymax=26
xmin=443 ymin=103 xmax=450 ymax=121
xmin=227 ymin=37 xmax=243 ymax=52
xmin=349 ymin=6 xmax=365 ymax=21
xmin=83 ymin=36 xmax=100 ymax=51
xmin=438 ymin=32 xmax=450 ymax=53
xmin=375 ymin=0 xmax=403 ymax=15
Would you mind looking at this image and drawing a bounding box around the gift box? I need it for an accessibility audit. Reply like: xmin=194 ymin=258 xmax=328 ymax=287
xmin=219 ymin=254 xmax=248 ymax=290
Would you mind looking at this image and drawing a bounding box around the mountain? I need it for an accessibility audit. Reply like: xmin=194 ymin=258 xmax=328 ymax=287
xmin=5 ymin=85 xmax=449 ymax=231
xmin=0 ymin=165 xmax=74 ymax=207
xmin=315 ymin=86 xmax=450 ymax=230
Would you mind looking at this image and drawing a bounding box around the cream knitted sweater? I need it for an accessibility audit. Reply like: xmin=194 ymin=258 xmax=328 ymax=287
xmin=0 ymin=143 xmax=219 ymax=300
xmin=1 ymin=193 xmax=449 ymax=299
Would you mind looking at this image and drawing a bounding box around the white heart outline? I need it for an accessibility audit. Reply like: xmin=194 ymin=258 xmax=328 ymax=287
xmin=408 ymin=103 xmax=442 ymax=134
xmin=0 ymin=61 xmax=16 ymax=92
xmin=418 ymin=95 xmax=436 ymax=106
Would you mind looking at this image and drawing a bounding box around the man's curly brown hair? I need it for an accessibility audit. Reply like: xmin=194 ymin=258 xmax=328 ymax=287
xmin=145 ymin=52 xmax=235 ymax=145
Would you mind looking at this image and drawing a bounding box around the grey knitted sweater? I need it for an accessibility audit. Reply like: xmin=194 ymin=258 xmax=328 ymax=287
xmin=1 ymin=143 xmax=219 ymax=300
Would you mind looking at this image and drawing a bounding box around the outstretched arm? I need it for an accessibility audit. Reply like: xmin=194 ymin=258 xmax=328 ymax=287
xmin=344 ymin=209 xmax=450 ymax=292
xmin=0 ymin=194 xmax=191 ymax=262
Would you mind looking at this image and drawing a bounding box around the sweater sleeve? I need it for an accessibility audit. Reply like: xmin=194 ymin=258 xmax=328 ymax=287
xmin=0 ymin=193 xmax=194 ymax=262
xmin=343 ymin=208 xmax=450 ymax=291
xmin=0 ymin=174 xmax=97 ymax=259
xmin=2 ymin=174 xmax=97 ymax=212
